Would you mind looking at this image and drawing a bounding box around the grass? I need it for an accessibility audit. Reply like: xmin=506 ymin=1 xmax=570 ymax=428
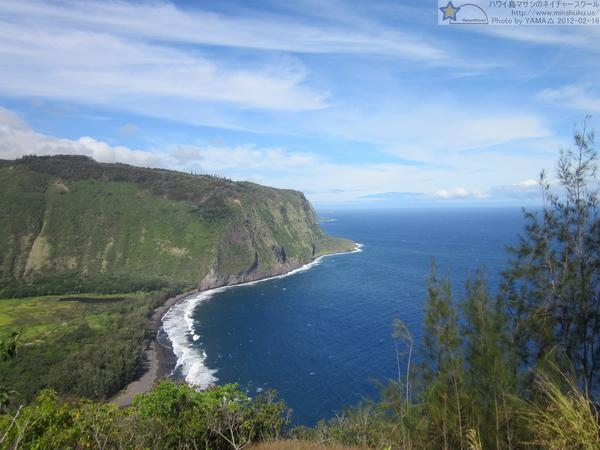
xmin=523 ymin=370 xmax=600 ymax=449
xmin=0 ymin=293 xmax=141 ymax=343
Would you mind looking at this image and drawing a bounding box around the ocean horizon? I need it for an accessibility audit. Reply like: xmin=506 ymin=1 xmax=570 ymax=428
xmin=162 ymin=207 xmax=527 ymax=425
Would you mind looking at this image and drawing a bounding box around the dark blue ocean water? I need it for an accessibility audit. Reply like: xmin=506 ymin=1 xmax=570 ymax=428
xmin=164 ymin=208 xmax=525 ymax=425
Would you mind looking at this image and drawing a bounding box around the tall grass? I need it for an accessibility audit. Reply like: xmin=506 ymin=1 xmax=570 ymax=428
xmin=523 ymin=369 xmax=600 ymax=449
xmin=250 ymin=441 xmax=370 ymax=450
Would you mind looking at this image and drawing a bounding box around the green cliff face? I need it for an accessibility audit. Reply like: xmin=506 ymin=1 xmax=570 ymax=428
xmin=0 ymin=155 xmax=354 ymax=297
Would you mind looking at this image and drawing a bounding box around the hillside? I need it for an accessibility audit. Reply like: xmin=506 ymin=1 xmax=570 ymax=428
xmin=0 ymin=155 xmax=354 ymax=297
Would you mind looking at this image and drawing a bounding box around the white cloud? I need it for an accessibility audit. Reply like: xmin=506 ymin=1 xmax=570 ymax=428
xmin=489 ymin=179 xmax=542 ymax=201
xmin=0 ymin=108 xmax=422 ymax=203
xmin=433 ymin=187 xmax=485 ymax=200
xmin=0 ymin=0 xmax=535 ymax=140
xmin=0 ymin=110 xmax=156 ymax=167
xmin=0 ymin=0 xmax=452 ymax=62
xmin=536 ymin=85 xmax=600 ymax=113
xmin=0 ymin=21 xmax=326 ymax=112
xmin=0 ymin=107 xmax=27 ymax=130
xmin=0 ymin=0 xmax=474 ymax=122
xmin=0 ymin=106 xmax=555 ymax=207
xmin=171 ymin=145 xmax=318 ymax=173
xmin=519 ymin=179 xmax=538 ymax=188
xmin=309 ymin=106 xmax=550 ymax=165
xmin=432 ymin=179 xmax=543 ymax=202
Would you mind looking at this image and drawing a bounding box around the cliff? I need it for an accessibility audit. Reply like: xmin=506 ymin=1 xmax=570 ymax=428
xmin=0 ymin=155 xmax=354 ymax=297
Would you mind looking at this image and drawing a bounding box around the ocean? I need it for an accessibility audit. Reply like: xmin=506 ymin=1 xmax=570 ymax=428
xmin=162 ymin=208 xmax=526 ymax=425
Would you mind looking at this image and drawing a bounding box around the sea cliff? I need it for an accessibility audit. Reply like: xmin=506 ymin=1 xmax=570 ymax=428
xmin=0 ymin=155 xmax=355 ymax=297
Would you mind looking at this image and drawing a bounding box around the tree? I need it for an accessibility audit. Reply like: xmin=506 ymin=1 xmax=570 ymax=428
xmin=0 ymin=332 xmax=19 ymax=412
xmin=460 ymin=271 xmax=517 ymax=449
xmin=420 ymin=266 xmax=465 ymax=449
xmin=503 ymin=121 xmax=600 ymax=397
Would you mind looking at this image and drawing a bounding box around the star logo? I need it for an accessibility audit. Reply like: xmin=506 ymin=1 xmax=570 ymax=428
xmin=439 ymin=1 xmax=461 ymax=21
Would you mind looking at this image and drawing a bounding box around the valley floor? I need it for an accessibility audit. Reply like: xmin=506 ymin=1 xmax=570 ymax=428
xmin=111 ymin=290 xmax=192 ymax=406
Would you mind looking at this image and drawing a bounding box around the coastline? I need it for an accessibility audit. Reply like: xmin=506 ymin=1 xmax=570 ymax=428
xmin=111 ymin=244 xmax=361 ymax=406
xmin=111 ymin=291 xmax=193 ymax=407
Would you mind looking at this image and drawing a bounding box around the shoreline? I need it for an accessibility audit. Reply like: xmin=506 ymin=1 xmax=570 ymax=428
xmin=111 ymin=244 xmax=361 ymax=406
xmin=111 ymin=291 xmax=193 ymax=407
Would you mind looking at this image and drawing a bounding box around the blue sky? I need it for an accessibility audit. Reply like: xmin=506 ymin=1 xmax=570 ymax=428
xmin=0 ymin=0 xmax=598 ymax=208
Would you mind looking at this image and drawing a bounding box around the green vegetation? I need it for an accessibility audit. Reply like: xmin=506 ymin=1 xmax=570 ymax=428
xmin=288 ymin=126 xmax=600 ymax=449
xmin=0 ymin=331 xmax=18 ymax=412
xmin=0 ymin=154 xmax=355 ymax=448
xmin=0 ymin=289 xmax=178 ymax=405
xmin=3 ymin=130 xmax=600 ymax=448
xmin=0 ymin=381 xmax=287 ymax=449
xmin=503 ymin=123 xmax=600 ymax=396
xmin=250 ymin=442 xmax=369 ymax=450
xmin=524 ymin=368 xmax=600 ymax=449
xmin=0 ymin=155 xmax=354 ymax=298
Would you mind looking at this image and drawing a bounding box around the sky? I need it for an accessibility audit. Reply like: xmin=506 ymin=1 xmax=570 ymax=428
xmin=1 ymin=0 xmax=599 ymax=209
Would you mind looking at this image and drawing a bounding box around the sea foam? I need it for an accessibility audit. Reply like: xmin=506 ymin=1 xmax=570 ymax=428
xmin=161 ymin=244 xmax=363 ymax=388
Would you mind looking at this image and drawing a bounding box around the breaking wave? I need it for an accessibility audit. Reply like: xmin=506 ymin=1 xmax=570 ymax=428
xmin=161 ymin=245 xmax=363 ymax=388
